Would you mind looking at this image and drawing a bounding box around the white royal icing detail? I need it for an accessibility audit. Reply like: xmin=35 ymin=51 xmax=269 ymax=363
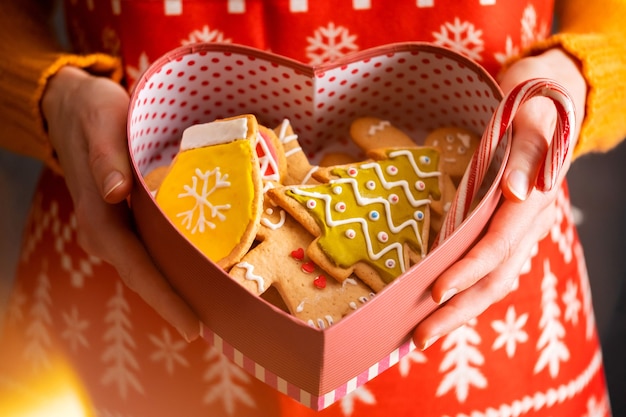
xmin=278 ymin=119 xmax=298 ymax=145
xmin=261 ymin=209 xmax=286 ymax=230
xmin=180 ymin=117 xmax=248 ymax=151
xmin=234 ymin=262 xmax=266 ymax=293
xmin=177 ymin=167 xmax=231 ymax=233
xmin=367 ymin=120 xmax=390 ymax=136
xmin=386 ymin=165 xmax=398 ymax=175
xmin=256 ymin=131 xmax=281 ymax=182
xmin=301 ymin=166 xmax=319 ymax=185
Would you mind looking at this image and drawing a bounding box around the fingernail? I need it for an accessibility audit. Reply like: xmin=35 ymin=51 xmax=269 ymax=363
xmin=507 ymin=170 xmax=529 ymax=201
xmin=178 ymin=329 xmax=192 ymax=343
xmin=421 ymin=335 xmax=440 ymax=351
xmin=438 ymin=288 xmax=458 ymax=304
xmin=198 ymin=321 xmax=204 ymax=339
xmin=103 ymin=170 xmax=125 ymax=199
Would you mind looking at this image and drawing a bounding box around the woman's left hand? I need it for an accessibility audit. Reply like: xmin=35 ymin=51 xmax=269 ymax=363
xmin=413 ymin=48 xmax=587 ymax=350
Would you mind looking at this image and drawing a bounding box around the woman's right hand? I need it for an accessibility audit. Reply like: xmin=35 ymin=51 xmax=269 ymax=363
xmin=41 ymin=65 xmax=202 ymax=342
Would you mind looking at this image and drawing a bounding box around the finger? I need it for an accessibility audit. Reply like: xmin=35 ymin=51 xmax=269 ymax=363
xmin=416 ymin=194 xmax=555 ymax=350
xmin=80 ymin=79 xmax=133 ymax=204
xmin=502 ymin=96 xmax=556 ymax=202
xmin=430 ymin=194 xmax=547 ymax=304
xmin=413 ymin=248 xmax=528 ymax=350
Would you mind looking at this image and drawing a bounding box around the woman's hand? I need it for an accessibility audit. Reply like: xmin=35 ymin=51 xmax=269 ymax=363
xmin=413 ymin=48 xmax=587 ymax=350
xmin=41 ymin=66 xmax=202 ymax=342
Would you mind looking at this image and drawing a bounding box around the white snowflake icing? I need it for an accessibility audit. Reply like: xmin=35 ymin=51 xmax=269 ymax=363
xmin=61 ymin=306 xmax=90 ymax=352
xmin=306 ymin=22 xmax=359 ymax=65
xmin=181 ymin=25 xmax=232 ymax=45
xmin=340 ymin=385 xmax=376 ymax=416
xmin=432 ymin=17 xmax=484 ymax=62
xmin=203 ymin=346 xmax=255 ymax=413
xmin=126 ymin=52 xmax=151 ymax=91
xmin=491 ymin=305 xmax=528 ymax=357
xmin=177 ymin=168 xmax=232 ymax=234
xmin=101 ymin=282 xmax=144 ymax=399
xmin=149 ymin=328 xmax=189 ymax=375
xmin=534 ymin=259 xmax=570 ymax=378
xmin=562 ymin=279 xmax=581 ymax=325
xmin=436 ymin=319 xmax=486 ymax=403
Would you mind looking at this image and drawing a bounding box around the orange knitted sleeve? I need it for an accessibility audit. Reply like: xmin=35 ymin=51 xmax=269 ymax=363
xmin=0 ymin=0 xmax=122 ymax=172
xmin=522 ymin=0 xmax=626 ymax=158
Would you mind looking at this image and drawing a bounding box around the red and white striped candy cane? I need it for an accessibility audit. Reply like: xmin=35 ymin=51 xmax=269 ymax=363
xmin=437 ymin=78 xmax=576 ymax=243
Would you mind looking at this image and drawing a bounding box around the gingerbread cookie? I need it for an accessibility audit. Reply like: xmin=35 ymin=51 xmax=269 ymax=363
xmin=274 ymin=118 xmax=320 ymax=186
xmin=144 ymin=164 xmax=170 ymax=193
xmin=350 ymin=117 xmax=417 ymax=152
xmin=423 ymin=126 xmax=480 ymax=184
xmin=229 ymin=182 xmax=374 ymax=328
xmin=319 ymin=152 xmax=358 ymax=167
xmin=154 ymin=114 xmax=264 ymax=269
xmin=268 ymin=147 xmax=442 ymax=291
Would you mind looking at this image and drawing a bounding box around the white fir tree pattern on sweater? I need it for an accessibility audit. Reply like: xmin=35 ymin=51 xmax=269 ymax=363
xmin=436 ymin=319 xmax=486 ymax=403
xmin=23 ymin=264 xmax=52 ymax=372
xmin=535 ymin=259 xmax=570 ymax=378
xmin=101 ymin=282 xmax=144 ymax=399
xmin=203 ymin=346 xmax=256 ymax=413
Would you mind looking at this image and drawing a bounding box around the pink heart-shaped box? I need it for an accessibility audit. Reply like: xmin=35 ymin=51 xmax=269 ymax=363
xmin=128 ymin=42 xmax=508 ymax=410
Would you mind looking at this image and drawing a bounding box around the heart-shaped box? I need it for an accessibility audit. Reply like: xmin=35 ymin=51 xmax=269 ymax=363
xmin=127 ymin=42 xmax=572 ymax=410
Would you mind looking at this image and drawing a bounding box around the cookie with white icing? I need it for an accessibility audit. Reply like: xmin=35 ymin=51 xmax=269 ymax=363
xmin=154 ymin=114 xmax=264 ymax=269
xmin=349 ymin=117 xmax=417 ymax=151
xmin=229 ymin=182 xmax=374 ymax=329
xmin=423 ymin=126 xmax=480 ymax=185
xmin=268 ymin=147 xmax=442 ymax=292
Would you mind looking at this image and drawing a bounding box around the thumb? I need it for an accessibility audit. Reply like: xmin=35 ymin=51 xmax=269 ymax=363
xmin=501 ymin=96 xmax=557 ymax=201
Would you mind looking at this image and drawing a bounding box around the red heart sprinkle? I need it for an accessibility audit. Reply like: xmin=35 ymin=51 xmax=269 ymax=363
xmin=291 ymin=248 xmax=305 ymax=260
xmin=313 ymin=275 xmax=327 ymax=289
xmin=302 ymin=261 xmax=316 ymax=273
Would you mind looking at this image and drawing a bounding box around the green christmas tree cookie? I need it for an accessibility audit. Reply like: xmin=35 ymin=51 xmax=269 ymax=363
xmin=269 ymin=147 xmax=442 ymax=291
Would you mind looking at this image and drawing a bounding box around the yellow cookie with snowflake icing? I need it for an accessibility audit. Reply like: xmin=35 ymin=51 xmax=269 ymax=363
xmin=155 ymin=115 xmax=264 ymax=269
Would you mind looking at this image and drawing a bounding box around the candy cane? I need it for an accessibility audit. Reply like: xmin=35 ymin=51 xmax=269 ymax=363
xmin=436 ymin=78 xmax=576 ymax=243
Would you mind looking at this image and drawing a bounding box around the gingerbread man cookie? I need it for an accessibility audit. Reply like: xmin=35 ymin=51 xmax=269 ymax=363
xmin=423 ymin=126 xmax=480 ymax=184
xmin=229 ymin=182 xmax=374 ymax=329
xmin=350 ymin=117 xmax=417 ymax=151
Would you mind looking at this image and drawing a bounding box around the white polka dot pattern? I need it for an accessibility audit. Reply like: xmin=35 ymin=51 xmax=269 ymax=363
xmin=128 ymin=43 xmax=501 ymax=175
